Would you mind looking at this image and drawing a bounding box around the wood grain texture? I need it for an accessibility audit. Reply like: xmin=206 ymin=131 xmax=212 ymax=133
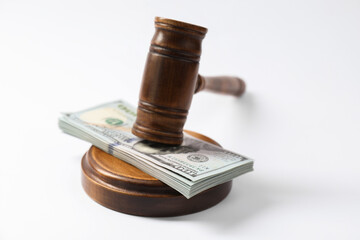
xmin=132 ymin=17 xmax=246 ymax=145
xmin=132 ymin=17 xmax=206 ymax=145
xmin=81 ymin=130 xmax=232 ymax=217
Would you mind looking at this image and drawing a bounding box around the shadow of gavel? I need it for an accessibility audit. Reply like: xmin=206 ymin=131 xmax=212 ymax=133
xmin=132 ymin=17 xmax=246 ymax=145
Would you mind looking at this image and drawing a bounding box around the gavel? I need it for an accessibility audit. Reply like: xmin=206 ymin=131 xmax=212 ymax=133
xmin=132 ymin=17 xmax=246 ymax=145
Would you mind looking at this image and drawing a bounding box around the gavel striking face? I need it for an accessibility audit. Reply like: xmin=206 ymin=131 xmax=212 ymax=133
xmin=132 ymin=17 xmax=246 ymax=145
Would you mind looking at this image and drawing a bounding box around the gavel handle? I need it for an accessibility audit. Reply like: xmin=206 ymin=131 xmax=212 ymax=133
xmin=195 ymin=74 xmax=246 ymax=97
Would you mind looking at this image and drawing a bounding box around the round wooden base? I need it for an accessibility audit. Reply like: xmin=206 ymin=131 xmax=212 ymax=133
xmin=81 ymin=130 xmax=232 ymax=217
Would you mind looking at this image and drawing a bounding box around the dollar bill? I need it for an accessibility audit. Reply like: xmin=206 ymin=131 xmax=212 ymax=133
xmin=59 ymin=100 xmax=254 ymax=198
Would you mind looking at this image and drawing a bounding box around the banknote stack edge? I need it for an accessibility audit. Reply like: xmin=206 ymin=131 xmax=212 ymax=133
xmin=58 ymin=100 xmax=254 ymax=198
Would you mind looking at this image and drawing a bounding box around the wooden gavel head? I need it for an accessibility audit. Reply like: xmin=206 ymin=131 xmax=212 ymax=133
xmin=132 ymin=17 xmax=246 ymax=145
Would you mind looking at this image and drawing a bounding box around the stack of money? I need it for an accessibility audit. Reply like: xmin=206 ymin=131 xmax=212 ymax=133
xmin=58 ymin=100 xmax=254 ymax=199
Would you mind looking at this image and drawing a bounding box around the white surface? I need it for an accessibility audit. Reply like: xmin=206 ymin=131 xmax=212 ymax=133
xmin=1 ymin=0 xmax=360 ymax=239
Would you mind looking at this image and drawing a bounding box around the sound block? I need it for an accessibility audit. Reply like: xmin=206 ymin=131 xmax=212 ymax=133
xmin=81 ymin=130 xmax=232 ymax=217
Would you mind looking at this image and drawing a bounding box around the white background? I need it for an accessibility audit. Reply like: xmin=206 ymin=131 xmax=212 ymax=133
xmin=1 ymin=0 xmax=359 ymax=239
